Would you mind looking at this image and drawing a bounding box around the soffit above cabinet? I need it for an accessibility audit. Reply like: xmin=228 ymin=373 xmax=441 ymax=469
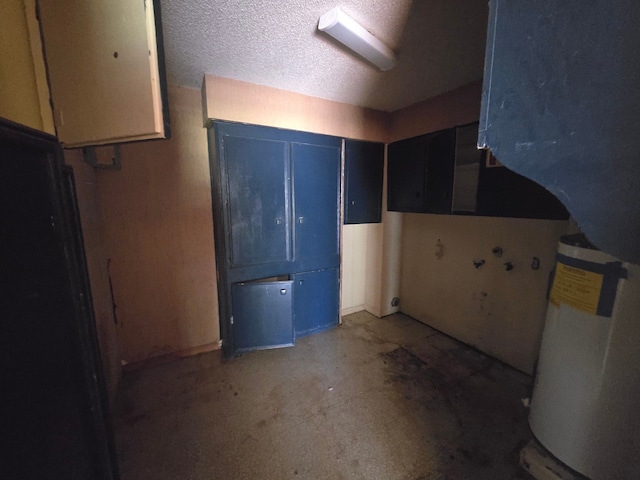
xmin=38 ymin=0 xmax=169 ymax=147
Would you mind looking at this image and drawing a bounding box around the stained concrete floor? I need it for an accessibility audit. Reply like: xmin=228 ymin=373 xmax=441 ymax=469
xmin=115 ymin=312 xmax=534 ymax=479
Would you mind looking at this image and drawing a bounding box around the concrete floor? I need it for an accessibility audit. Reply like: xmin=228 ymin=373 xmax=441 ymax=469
xmin=115 ymin=312 xmax=534 ymax=479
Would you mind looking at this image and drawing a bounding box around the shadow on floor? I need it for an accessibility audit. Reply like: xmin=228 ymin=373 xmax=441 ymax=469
xmin=115 ymin=311 xmax=533 ymax=479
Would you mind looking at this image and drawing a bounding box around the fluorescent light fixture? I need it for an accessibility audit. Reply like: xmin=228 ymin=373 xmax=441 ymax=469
xmin=318 ymin=7 xmax=396 ymax=71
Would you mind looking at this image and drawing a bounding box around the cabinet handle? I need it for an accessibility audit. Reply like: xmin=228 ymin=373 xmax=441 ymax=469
xmin=275 ymin=217 xmax=283 ymax=225
xmin=280 ymin=288 xmax=287 ymax=295
xmin=298 ymin=216 xmax=304 ymax=224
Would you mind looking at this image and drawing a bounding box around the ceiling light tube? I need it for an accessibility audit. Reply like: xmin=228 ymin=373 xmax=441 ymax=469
xmin=318 ymin=7 xmax=397 ymax=71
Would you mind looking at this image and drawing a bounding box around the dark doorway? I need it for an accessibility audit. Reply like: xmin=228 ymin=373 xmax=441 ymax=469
xmin=0 ymin=119 xmax=117 ymax=479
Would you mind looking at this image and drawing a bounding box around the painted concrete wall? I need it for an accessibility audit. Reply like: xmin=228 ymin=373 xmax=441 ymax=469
xmin=400 ymin=215 xmax=567 ymax=374
xmin=390 ymin=82 xmax=569 ymax=374
xmin=341 ymin=221 xmax=397 ymax=318
xmin=389 ymin=82 xmax=483 ymax=142
xmin=341 ymin=224 xmax=368 ymax=315
xmin=63 ymin=150 xmax=121 ymax=401
xmin=201 ymin=76 xmax=389 ymax=141
xmin=376 ymin=151 xmax=403 ymax=317
xmin=95 ymin=85 xmax=219 ymax=364
xmin=0 ymin=0 xmax=54 ymax=133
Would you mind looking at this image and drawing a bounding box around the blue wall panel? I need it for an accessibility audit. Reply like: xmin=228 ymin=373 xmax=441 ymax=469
xmin=480 ymin=0 xmax=640 ymax=262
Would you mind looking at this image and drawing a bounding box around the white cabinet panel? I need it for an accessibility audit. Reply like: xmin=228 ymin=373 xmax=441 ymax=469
xmin=39 ymin=0 xmax=168 ymax=147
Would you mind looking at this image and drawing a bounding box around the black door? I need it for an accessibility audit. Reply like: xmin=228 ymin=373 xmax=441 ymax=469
xmin=0 ymin=119 xmax=117 ymax=479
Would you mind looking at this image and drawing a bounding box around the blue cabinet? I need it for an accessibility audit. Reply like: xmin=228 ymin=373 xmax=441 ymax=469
xmin=209 ymin=122 xmax=342 ymax=355
xmin=292 ymin=268 xmax=340 ymax=338
xmin=387 ymin=128 xmax=455 ymax=214
xmin=344 ymin=140 xmax=384 ymax=224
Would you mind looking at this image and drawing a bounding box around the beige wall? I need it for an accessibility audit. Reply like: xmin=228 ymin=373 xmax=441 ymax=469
xmin=401 ymin=215 xmax=567 ymax=374
xmin=375 ymin=150 xmax=403 ymax=317
xmin=390 ymin=82 xmax=568 ymax=374
xmin=63 ymin=150 xmax=121 ymax=401
xmin=96 ymin=85 xmax=219 ymax=364
xmin=0 ymin=0 xmax=54 ymax=133
xmin=389 ymin=81 xmax=483 ymax=141
xmin=202 ymin=75 xmax=389 ymax=141
xmin=355 ymin=151 xmax=403 ymax=319
xmin=341 ymin=224 xmax=368 ymax=315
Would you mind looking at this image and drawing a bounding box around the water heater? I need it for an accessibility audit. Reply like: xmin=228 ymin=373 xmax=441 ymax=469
xmin=529 ymin=234 xmax=640 ymax=478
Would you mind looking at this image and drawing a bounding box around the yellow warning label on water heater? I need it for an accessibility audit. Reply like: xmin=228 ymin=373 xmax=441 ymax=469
xmin=549 ymin=262 xmax=604 ymax=315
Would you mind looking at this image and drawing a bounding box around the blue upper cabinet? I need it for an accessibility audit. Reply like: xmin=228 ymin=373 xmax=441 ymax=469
xmin=387 ymin=129 xmax=455 ymax=214
xmin=387 ymin=135 xmax=428 ymax=212
xmin=213 ymin=121 xmax=341 ymax=276
xmin=388 ymin=123 xmax=567 ymax=219
xmin=224 ymin=136 xmax=290 ymax=268
xmin=292 ymin=142 xmax=341 ymax=270
xmin=344 ymin=140 xmax=384 ymax=224
xmin=424 ymin=128 xmax=456 ymax=214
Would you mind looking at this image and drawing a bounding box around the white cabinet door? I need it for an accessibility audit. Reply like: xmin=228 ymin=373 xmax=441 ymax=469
xmin=39 ymin=0 xmax=168 ymax=147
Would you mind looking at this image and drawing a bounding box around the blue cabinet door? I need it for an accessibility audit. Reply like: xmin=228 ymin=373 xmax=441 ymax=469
xmin=231 ymin=280 xmax=294 ymax=352
xmin=424 ymin=128 xmax=456 ymax=214
xmin=293 ymin=268 xmax=340 ymax=337
xmin=387 ymin=135 xmax=428 ymax=212
xmin=344 ymin=140 xmax=384 ymax=224
xmin=292 ymin=143 xmax=341 ymax=269
xmin=224 ymin=136 xmax=290 ymax=269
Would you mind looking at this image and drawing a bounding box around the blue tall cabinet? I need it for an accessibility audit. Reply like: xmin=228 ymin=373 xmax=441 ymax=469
xmin=208 ymin=122 xmax=342 ymax=356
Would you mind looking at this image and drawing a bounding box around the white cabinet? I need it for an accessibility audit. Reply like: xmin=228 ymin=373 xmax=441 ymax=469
xmin=39 ymin=0 xmax=169 ymax=147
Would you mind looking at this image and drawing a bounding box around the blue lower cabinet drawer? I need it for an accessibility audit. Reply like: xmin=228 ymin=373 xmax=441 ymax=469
xmin=231 ymin=280 xmax=294 ymax=352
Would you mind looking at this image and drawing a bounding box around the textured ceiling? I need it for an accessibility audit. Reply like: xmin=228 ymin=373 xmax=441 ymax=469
xmin=160 ymin=0 xmax=488 ymax=112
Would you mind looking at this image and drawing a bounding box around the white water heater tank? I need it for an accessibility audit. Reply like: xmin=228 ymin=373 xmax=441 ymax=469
xmin=529 ymin=234 xmax=640 ymax=479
